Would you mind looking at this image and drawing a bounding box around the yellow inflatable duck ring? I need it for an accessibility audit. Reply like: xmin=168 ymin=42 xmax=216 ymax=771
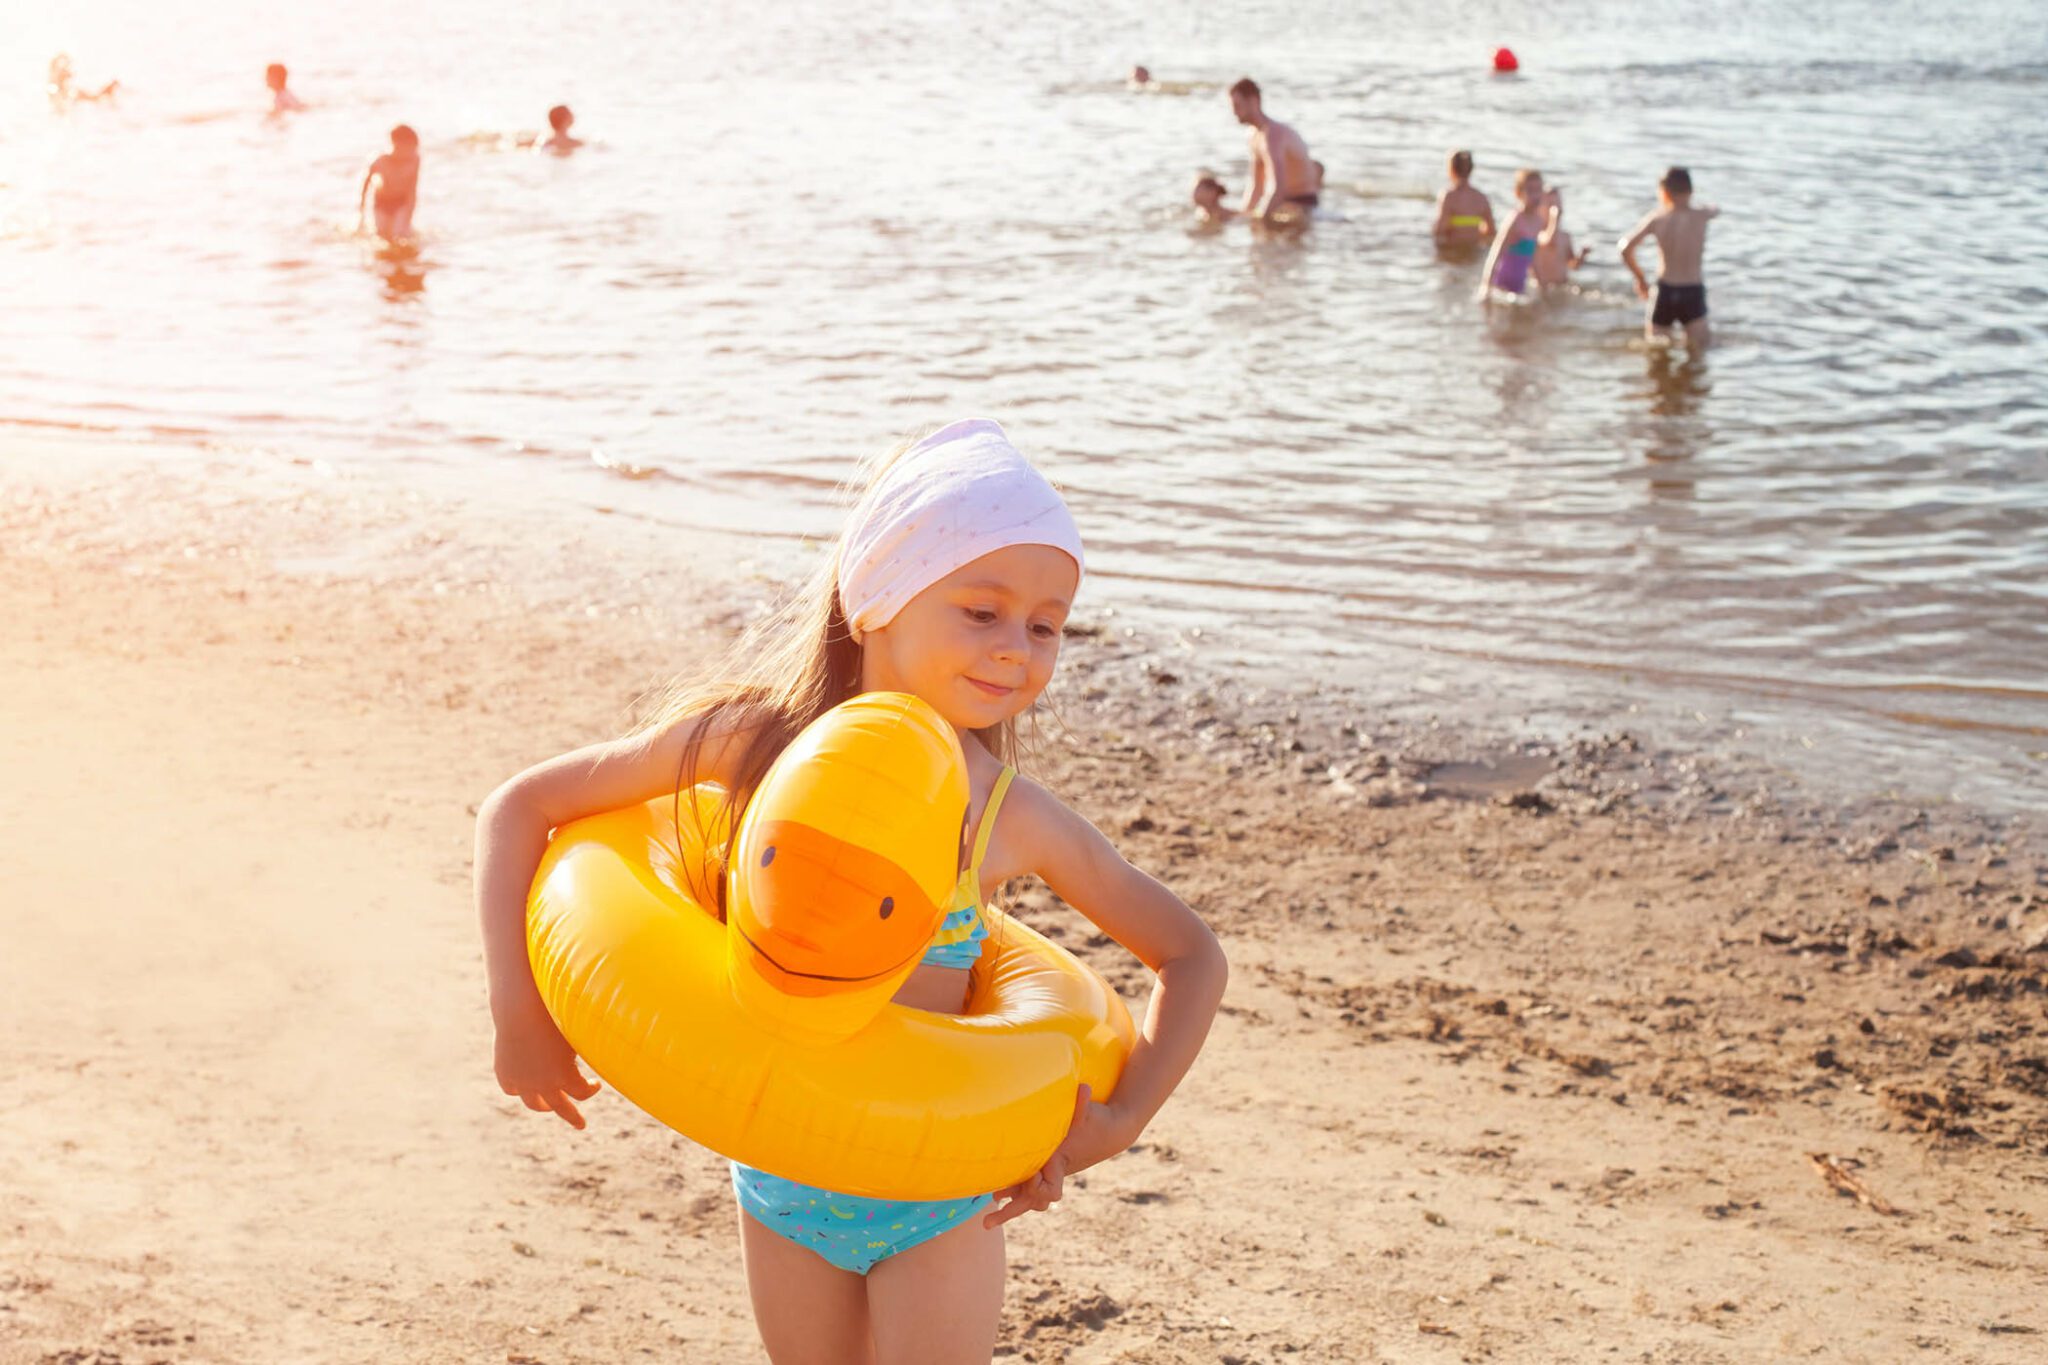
xmin=527 ymin=692 xmax=1136 ymax=1200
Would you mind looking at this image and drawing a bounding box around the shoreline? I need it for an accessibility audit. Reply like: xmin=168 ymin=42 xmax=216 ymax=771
xmin=3 ymin=441 xmax=2044 ymax=1361
xmin=8 ymin=429 xmax=2039 ymax=835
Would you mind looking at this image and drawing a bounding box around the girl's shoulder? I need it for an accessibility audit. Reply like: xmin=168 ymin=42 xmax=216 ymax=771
xmin=975 ymin=767 xmax=1085 ymax=888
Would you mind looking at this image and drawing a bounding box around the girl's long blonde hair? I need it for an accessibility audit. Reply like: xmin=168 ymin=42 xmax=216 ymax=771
xmin=641 ymin=434 xmax=1030 ymax=918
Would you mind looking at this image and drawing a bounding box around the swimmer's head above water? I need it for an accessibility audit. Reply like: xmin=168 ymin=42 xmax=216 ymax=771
xmin=266 ymin=63 xmax=289 ymax=92
xmin=1449 ymin=149 xmax=1474 ymax=183
xmin=1513 ymin=167 xmax=1545 ymax=210
xmin=1129 ymin=64 xmax=1152 ymax=86
xmin=1659 ymin=165 xmax=1693 ymax=204
xmin=1191 ymin=174 xmax=1228 ymax=210
xmin=549 ymin=104 xmax=574 ymax=134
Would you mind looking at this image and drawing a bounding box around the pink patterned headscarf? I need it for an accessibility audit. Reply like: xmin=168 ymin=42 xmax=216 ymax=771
xmin=835 ymin=418 xmax=1085 ymax=643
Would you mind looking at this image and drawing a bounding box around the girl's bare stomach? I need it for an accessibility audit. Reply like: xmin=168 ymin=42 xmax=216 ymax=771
xmin=892 ymin=962 xmax=971 ymax=1014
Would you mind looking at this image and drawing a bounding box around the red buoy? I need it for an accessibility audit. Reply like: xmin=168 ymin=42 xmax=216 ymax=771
xmin=1493 ymin=47 xmax=1519 ymax=74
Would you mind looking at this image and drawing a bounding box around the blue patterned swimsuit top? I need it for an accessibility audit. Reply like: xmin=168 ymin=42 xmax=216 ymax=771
xmin=918 ymin=766 xmax=1015 ymax=970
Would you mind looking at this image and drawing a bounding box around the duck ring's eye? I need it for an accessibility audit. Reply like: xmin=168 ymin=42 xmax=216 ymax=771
xmin=878 ymin=897 xmax=895 ymax=919
xmin=760 ymin=846 xmax=776 ymax=867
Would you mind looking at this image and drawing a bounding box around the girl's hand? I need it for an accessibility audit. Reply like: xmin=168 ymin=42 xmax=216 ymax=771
xmin=493 ymin=998 xmax=602 ymax=1129
xmin=981 ymin=1085 xmax=1131 ymax=1229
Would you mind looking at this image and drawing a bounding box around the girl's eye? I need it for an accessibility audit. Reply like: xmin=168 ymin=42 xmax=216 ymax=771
xmin=1031 ymin=623 xmax=1059 ymax=640
xmin=965 ymin=607 xmax=997 ymax=624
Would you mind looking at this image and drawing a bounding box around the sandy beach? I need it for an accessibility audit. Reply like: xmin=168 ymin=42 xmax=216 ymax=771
xmin=8 ymin=2 xmax=2047 ymax=1358
xmin=1 ymin=446 xmax=2041 ymax=1364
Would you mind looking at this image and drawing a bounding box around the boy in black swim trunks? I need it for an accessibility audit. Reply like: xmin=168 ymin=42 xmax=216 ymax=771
xmin=1620 ymin=166 xmax=1719 ymax=350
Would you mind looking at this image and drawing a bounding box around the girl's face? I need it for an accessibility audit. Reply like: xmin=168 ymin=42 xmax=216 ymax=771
xmin=859 ymin=543 xmax=1078 ymax=734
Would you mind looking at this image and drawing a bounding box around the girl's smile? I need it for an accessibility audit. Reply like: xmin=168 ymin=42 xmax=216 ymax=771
xmin=861 ymin=542 xmax=1079 ymax=733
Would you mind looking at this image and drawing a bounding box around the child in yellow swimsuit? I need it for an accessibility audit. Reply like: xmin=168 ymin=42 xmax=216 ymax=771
xmin=1433 ymin=149 xmax=1494 ymax=247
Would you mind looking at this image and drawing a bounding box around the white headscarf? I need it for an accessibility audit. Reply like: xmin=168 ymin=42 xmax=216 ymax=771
xmin=835 ymin=418 xmax=1085 ymax=642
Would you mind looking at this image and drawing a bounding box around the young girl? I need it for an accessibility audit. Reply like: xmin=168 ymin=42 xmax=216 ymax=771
xmin=1431 ymin=149 xmax=1494 ymax=249
xmin=1478 ymin=167 xmax=1546 ymax=301
xmin=477 ymin=417 xmax=1229 ymax=1363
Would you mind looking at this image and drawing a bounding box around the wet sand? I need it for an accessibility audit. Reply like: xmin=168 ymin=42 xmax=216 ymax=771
xmin=2 ymin=448 xmax=2043 ymax=1364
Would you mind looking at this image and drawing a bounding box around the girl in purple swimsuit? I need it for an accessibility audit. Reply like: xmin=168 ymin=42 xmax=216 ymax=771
xmin=1479 ymin=167 xmax=1548 ymax=301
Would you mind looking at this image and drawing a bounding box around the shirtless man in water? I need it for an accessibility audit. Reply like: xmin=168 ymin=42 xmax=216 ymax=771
xmin=358 ymin=125 xmax=422 ymax=243
xmin=1229 ymin=77 xmax=1318 ymax=219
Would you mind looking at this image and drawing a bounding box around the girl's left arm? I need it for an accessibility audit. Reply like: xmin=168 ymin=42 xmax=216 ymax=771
xmin=1029 ymin=784 xmax=1228 ymax=1140
xmin=982 ymin=779 xmax=1229 ymax=1227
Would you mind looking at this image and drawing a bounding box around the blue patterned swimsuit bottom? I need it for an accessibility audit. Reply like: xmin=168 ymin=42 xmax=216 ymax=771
xmin=730 ymin=1166 xmax=994 ymax=1274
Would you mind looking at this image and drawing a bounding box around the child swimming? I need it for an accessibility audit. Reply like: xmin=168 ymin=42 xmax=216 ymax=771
xmin=1431 ymin=150 xmax=1494 ymax=248
xmin=1191 ymin=172 xmax=1237 ymax=225
xmin=265 ymin=63 xmax=305 ymax=114
xmin=477 ymin=418 xmax=1229 ymax=1362
xmin=538 ymin=104 xmax=583 ymax=154
xmin=1478 ymin=167 xmax=1546 ymax=300
xmin=357 ymin=125 xmax=421 ymax=243
xmin=1532 ymin=186 xmax=1589 ymax=289
xmin=47 ymin=54 xmax=118 ymax=109
xmin=1621 ymin=166 xmax=1719 ymax=349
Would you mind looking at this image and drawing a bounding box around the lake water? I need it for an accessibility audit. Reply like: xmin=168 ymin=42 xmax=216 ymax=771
xmin=4 ymin=0 xmax=2044 ymax=806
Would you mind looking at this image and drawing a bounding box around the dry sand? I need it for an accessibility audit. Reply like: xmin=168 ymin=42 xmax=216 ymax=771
xmin=2 ymin=446 xmax=2043 ymax=1364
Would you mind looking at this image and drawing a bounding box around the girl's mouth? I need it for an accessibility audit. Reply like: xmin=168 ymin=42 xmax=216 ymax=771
xmin=965 ymin=677 xmax=1015 ymax=699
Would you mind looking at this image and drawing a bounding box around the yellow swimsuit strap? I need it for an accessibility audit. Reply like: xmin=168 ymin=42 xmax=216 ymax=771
xmin=1449 ymin=214 xmax=1485 ymax=228
xmin=970 ymin=767 xmax=1018 ymax=884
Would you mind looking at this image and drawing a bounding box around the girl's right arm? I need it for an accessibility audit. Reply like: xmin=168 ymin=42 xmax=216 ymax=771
xmin=476 ymin=713 xmax=755 ymax=1128
xmin=1618 ymin=211 xmax=1659 ymax=300
xmin=1477 ymin=227 xmax=1509 ymax=303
